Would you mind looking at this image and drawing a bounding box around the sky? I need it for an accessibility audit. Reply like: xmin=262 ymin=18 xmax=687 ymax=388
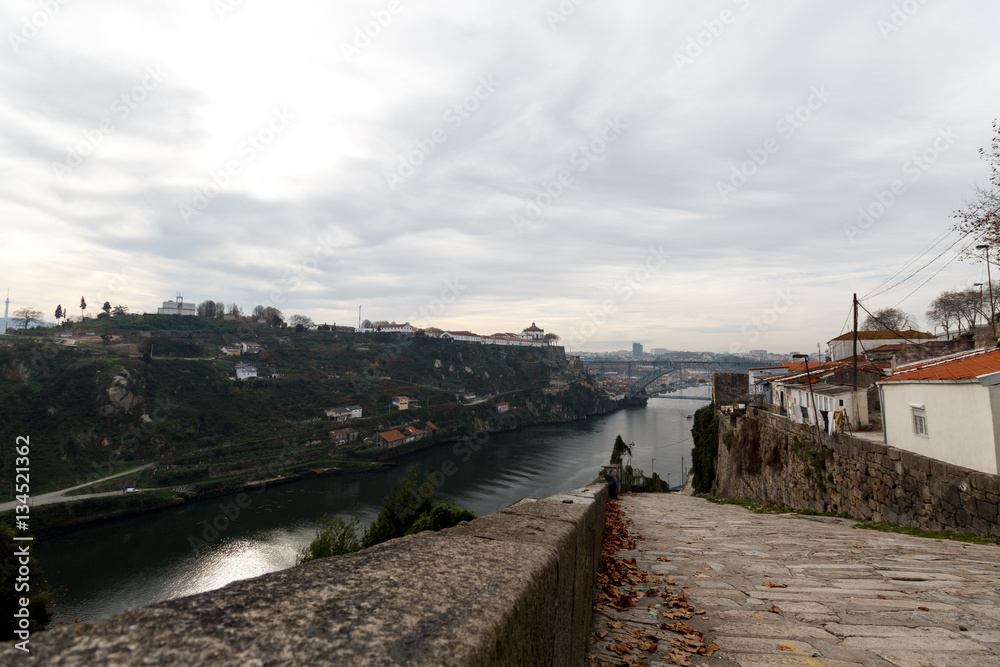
xmin=2 ymin=0 xmax=1000 ymax=354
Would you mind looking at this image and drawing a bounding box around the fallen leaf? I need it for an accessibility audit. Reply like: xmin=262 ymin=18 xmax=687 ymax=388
xmin=877 ymin=595 xmax=886 ymax=599
xmin=768 ymin=605 xmax=780 ymax=614
xmin=693 ymin=573 xmax=709 ymax=579
xmin=665 ymin=649 xmax=692 ymax=666
xmin=761 ymin=582 xmax=788 ymax=588
xmin=657 ymin=556 xmax=671 ymax=562
xmin=918 ymin=606 xmax=930 ymax=611
xmin=779 ymin=644 xmax=794 ymax=651
xmin=595 ymin=630 xmax=608 ymax=640
xmin=854 ymin=544 xmax=863 ymax=548
xmin=608 ymin=642 xmax=632 ymax=656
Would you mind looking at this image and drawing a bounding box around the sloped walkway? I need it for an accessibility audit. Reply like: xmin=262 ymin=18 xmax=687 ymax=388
xmin=588 ymin=493 xmax=1000 ymax=667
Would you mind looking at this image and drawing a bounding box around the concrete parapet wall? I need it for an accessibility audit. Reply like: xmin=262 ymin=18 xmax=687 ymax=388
xmin=5 ymin=484 xmax=607 ymax=666
xmin=714 ymin=409 xmax=1000 ymax=536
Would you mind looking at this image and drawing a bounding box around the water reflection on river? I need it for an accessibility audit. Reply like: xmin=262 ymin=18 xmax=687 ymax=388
xmin=37 ymin=387 xmax=710 ymax=622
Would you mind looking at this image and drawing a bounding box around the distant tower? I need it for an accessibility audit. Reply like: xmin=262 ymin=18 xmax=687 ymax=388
xmin=176 ymin=293 xmax=184 ymax=305
xmin=632 ymin=342 xmax=643 ymax=357
xmin=3 ymin=289 xmax=8 ymax=333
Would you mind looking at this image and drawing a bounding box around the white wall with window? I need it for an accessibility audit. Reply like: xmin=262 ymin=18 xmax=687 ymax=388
xmin=878 ymin=380 xmax=1000 ymax=474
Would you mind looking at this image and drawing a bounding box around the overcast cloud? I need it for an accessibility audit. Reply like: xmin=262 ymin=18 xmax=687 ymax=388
xmin=2 ymin=0 xmax=999 ymax=353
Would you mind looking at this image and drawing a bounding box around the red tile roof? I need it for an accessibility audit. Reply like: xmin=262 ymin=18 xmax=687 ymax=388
xmin=882 ymin=349 xmax=1000 ymax=382
xmin=377 ymin=429 xmax=407 ymax=443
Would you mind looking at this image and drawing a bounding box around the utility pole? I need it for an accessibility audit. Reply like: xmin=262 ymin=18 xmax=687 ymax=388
xmin=852 ymin=293 xmax=859 ymax=427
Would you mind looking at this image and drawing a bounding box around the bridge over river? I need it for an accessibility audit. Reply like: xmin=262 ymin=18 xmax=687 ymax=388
xmin=582 ymin=357 xmax=754 ymax=398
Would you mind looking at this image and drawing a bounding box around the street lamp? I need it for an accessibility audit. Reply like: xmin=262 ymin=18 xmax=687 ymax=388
xmin=792 ymin=354 xmax=822 ymax=436
xmin=975 ymin=282 xmax=984 ymax=331
xmin=977 ymin=245 xmax=996 ymax=340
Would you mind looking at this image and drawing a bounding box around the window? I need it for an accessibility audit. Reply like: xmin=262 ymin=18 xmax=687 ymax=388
xmin=838 ymin=399 xmax=844 ymax=407
xmin=912 ymin=407 xmax=928 ymax=437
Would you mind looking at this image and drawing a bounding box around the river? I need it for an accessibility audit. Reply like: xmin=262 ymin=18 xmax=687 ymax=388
xmin=36 ymin=386 xmax=710 ymax=623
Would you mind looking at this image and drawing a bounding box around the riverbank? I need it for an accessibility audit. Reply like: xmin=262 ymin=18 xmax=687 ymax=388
xmin=7 ymin=399 xmax=630 ymax=541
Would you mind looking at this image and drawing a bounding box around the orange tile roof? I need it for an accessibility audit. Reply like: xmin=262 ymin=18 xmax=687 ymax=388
xmin=378 ymin=429 xmax=407 ymax=442
xmin=829 ymin=329 xmax=935 ymax=342
xmin=882 ymin=349 xmax=1000 ymax=382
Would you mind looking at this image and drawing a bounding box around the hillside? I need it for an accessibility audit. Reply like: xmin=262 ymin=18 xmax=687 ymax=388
xmin=0 ymin=319 xmax=610 ymax=521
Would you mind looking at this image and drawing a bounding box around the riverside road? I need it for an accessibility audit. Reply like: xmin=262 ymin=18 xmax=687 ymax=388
xmin=589 ymin=492 xmax=1000 ymax=667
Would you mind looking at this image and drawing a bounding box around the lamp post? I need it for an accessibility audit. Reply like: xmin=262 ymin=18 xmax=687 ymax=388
xmin=793 ymin=354 xmax=822 ymax=436
xmin=977 ymin=245 xmax=996 ymax=340
xmin=975 ymin=282 xmax=984 ymax=332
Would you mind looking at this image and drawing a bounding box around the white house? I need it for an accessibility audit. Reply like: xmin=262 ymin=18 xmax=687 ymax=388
xmin=521 ymin=322 xmax=545 ymax=340
xmin=878 ymin=349 xmax=1000 ymax=474
xmin=827 ymin=329 xmax=936 ymax=361
xmin=325 ymin=407 xmax=351 ymax=422
xmin=235 ymin=364 xmax=258 ymax=381
xmin=157 ymin=297 xmax=197 ymax=316
xmin=392 ymin=396 xmax=410 ymax=410
xmin=240 ymin=342 xmax=263 ymax=354
xmin=346 ymin=405 xmax=363 ymax=419
xmin=770 ymin=366 xmax=868 ymax=428
xmin=440 ymin=331 xmax=482 ymax=343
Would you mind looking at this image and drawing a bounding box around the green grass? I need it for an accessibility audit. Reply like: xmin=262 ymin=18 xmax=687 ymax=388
xmin=705 ymin=496 xmax=1000 ymax=544
xmin=853 ymin=521 xmax=1000 ymax=545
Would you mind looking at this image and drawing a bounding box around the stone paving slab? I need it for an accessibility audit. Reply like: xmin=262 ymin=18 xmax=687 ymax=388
xmin=587 ymin=493 xmax=1000 ymax=667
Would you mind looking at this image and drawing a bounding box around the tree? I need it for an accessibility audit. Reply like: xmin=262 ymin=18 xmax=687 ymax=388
xmin=54 ymin=304 xmax=63 ymax=324
xmin=361 ymin=319 xmax=373 ymax=328
xmin=197 ymin=300 xmax=218 ymax=318
xmin=861 ymin=307 xmax=916 ymax=331
xmin=101 ymin=301 xmax=111 ymax=315
xmin=112 ymin=304 xmax=130 ymax=317
xmin=610 ymin=434 xmax=633 ymax=465
xmin=544 ymin=332 xmax=560 ymax=344
xmin=12 ymin=307 xmax=43 ymax=330
xmin=252 ymin=305 xmax=267 ymax=319
xmin=228 ymin=303 xmax=243 ymax=318
xmin=298 ymin=515 xmax=361 ymax=563
xmin=79 ymin=296 xmax=86 ymax=320
xmin=290 ymin=314 xmax=314 ymax=328
xmin=953 ymin=119 xmax=1000 ymax=246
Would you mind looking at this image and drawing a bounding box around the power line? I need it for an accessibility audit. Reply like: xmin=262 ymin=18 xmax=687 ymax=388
xmin=888 ymin=235 xmax=981 ymax=311
xmin=862 ymin=228 xmax=958 ymax=300
xmin=864 ymin=230 xmax=973 ymax=301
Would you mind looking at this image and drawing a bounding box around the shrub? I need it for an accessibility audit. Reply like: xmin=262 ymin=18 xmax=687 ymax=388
xmin=298 ymin=514 xmax=361 ymax=563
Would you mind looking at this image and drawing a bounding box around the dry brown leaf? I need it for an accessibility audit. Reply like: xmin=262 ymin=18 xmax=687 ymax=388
xmin=608 ymin=620 xmax=624 ymax=629
xmin=761 ymin=582 xmax=787 ymax=588
xmin=877 ymin=595 xmax=887 ymax=600
xmin=608 ymin=642 xmax=632 ymax=656
xmin=918 ymin=606 xmax=930 ymax=611
xmin=768 ymin=605 xmax=780 ymax=614
xmin=595 ymin=630 xmax=608 ymax=640
xmin=657 ymin=556 xmax=671 ymax=562
xmin=665 ymin=650 xmax=692 ymax=666
xmin=779 ymin=644 xmax=794 ymax=651
xmin=693 ymin=573 xmax=709 ymax=579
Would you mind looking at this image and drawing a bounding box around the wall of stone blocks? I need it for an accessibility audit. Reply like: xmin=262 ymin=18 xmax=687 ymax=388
xmin=712 ymin=372 xmax=749 ymax=407
xmin=713 ymin=409 xmax=1000 ymax=537
xmin=5 ymin=485 xmax=608 ymax=666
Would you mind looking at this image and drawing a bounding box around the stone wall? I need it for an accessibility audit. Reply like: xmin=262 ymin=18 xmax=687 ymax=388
xmin=713 ymin=409 xmax=1000 ymax=537
xmin=5 ymin=485 xmax=607 ymax=666
xmin=712 ymin=372 xmax=749 ymax=407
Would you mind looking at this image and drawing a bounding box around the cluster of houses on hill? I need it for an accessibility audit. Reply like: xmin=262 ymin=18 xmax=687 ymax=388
xmin=328 ymin=421 xmax=440 ymax=449
xmin=743 ymin=326 xmax=1000 ymax=476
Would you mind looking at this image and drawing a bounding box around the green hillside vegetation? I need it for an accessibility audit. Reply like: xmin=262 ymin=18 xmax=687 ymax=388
xmin=0 ymin=320 xmax=607 ymax=525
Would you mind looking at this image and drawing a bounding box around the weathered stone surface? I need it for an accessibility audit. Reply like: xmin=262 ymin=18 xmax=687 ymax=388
xmin=3 ymin=485 xmax=608 ymax=666
xmin=588 ymin=493 xmax=1000 ymax=667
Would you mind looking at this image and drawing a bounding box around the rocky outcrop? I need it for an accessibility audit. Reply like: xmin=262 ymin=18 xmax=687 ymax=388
xmin=97 ymin=373 xmax=144 ymax=418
